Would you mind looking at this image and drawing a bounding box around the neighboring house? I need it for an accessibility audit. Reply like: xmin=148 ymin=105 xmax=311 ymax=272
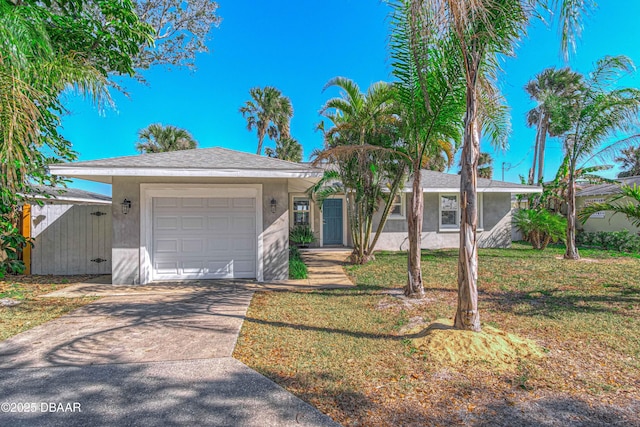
xmin=576 ymin=176 xmax=640 ymax=235
xmin=23 ymin=186 xmax=112 ymax=275
xmin=49 ymin=147 xmax=540 ymax=285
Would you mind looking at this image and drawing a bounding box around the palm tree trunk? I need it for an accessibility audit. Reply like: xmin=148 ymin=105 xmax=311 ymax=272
xmin=404 ymin=167 xmax=424 ymax=298
xmin=369 ymin=168 xmax=406 ymax=254
xmin=529 ymin=114 xmax=542 ymax=185
xmin=537 ymin=117 xmax=549 ymax=185
xmin=564 ymin=171 xmax=580 ymax=259
xmin=455 ymin=89 xmax=481 ymax=332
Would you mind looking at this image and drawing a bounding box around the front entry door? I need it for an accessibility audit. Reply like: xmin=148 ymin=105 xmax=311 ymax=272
xmin=322 ymin=199 xmax=343 ymax=245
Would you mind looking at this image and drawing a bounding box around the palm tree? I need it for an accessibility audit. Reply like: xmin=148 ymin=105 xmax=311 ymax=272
xmin=578 ymin=184 xmax=640 ymax=227
xmin=557 ymin=56 xmax=640 ymax=260
xmin=405 ymin=0 xmax=590 ymax=331
xmin=135 ymin=124 xmax=198 ymax=153
xmin=313 ymin=77 xmax=403 ymax=264
xmin=478 ymin=153 xmax=494 ymax=179
xmin=389 ymin=2 xmax=468 ymax=298
xmin=239 ymin=86 xmax=293 ymax=155
xmin=525 ymin=68 xmax=582 ymax=184
xmin=615 ymin=146 xmax=640 ymax=178
xmin=265 ymin=137 xmax=303 ymax=162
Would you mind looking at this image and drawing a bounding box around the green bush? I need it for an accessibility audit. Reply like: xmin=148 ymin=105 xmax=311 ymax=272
xmin=289 ymin=245 xmax=302 ymax=261
xmin=289 ymin=258 xmax=308 ymax=279
xmin=513 ymin=208 xmax=566 ymax=250
xmin=577 ymin=230 xmax=640 ymax=253
xmin=289 ymin=225 xmax=316 ymax=247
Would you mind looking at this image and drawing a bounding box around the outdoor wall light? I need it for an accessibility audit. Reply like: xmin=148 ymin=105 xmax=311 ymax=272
xmin=121 ymin=198 xmax=132 ymax=215
xmin=270 ymin=198 xmax=277 ymax=213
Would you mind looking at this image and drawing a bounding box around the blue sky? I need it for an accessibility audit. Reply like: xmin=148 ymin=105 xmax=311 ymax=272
xmin=60 ymin=1 xmax=640 ymax=195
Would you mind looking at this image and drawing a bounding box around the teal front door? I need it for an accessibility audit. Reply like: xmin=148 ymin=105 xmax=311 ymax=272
xmin=322 ymin=199 xmax=343 ymax=245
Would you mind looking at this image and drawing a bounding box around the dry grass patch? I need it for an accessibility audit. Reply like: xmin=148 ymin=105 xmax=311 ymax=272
xmin=0 ymin=275 xmax=98 ymax=341
xmin=235 ymin=244 xmax=640 ymax=426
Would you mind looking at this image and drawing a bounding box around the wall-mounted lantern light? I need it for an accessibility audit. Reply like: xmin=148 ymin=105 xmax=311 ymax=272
xmin=270 ymin=198 xmax=277 ymax=213
xmin=121 ymin=198 xmax=132 ymax=215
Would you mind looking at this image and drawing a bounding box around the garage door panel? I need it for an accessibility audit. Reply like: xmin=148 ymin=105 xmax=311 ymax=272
xmin=181 ymin=216 xmax=205 ymax=230
xmin=155 ymin=239 xmax=178 ymax=253
xmin=233 ymin=198 xmax=255 ymax=209
xmin=155 ymin=198 xmax=178 ymax=208
xmin=155 ymin=261 xmax=179 ymax=275
xmin=208 ymin=216 xmax=229 ymax=231
xmin=181 ymin=198 xmax=205 ymax=208
xmin=232 ymin=216 xmax=255 ymax=231
xmin=208 ymin=198 xmax=230 ymax=208
xmin=206 ymin=239 xmax=230 ymax=251
xmin=152 ymin=196 xmax=257 ymax=280
xmin=181 ymin=239 xmax=204 ymax=253
xmin=233 ymin=237 xmax=255 ymax=251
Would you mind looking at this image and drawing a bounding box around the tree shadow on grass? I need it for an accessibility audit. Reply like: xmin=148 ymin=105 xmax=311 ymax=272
xmin=480 ymin=287 xmax=640 ymax=319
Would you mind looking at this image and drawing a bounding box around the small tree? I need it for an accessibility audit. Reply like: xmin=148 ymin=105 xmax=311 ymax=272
xmin=556 ymin=56 xmax=640 ymax=260
xmin=513 ymin=208 xmax=567 ymax=250
xmin=313 ymin=77 xmax=404 ymax=264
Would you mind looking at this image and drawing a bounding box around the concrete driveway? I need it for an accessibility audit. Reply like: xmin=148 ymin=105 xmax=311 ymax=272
xmin=0 ymin=283 xmax=339 ymax=426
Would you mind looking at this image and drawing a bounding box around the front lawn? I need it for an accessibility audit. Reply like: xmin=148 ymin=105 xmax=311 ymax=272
xmin=0 ymin=275 xmax=98 ymax=341
xmin=234 ymin=243 xmax=640 ymax=426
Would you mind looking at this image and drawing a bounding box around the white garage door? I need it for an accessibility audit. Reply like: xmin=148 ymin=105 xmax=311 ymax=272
xmin=152 ymin=197 xmax=257 ymax=280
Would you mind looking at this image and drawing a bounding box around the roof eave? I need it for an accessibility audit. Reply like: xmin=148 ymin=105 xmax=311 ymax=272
xmin=400 ymin=187 xmax=543 ymax=193
xmin=49 ymin=166 xmax=324 ymax=180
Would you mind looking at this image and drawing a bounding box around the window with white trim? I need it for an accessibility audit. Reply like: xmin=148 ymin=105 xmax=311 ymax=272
xmin=439 ymin=193 xmax=484 ymax=230
xmin=293 ymin=197 xmax=311 ymax=226
xmin=439 ymin=194 xmax=459 ymax=228
xmin=389 ymin=193 xmax=405 ymax=219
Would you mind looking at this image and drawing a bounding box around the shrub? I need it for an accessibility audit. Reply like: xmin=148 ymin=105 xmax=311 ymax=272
xmin=289 ymin=258 xmax=308 ymax=279
xmin=289 ymin=225 xmax=316 ymax=247
xmin=577 ymin=230 xmax=640 ymax=253
xmin=513 ymin=208 xmax=567 ymax=250
xmin=289 ymin=245 xmax=302 ymax=261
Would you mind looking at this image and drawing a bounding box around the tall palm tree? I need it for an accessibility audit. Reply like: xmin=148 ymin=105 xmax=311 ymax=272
xmin=313 ymin=77 xmax=403 ymax=264
xmin=557 ymin=56 xmax=640 ymax=260
xmin=135 ymin=124 xmax=198 ymax=153
xmin=406 ymin=0 xmax=590 ymax=331
xmin=615 ymin=146 xmax=640 ymax=178
xmin=239 ymin=86 xmax=293 ymax=155
xmin=578 ymin=184 xmax=640 ymax=227
xmin=265 ymin=137 xmax=303 ymax=162
xmin=525 ymin=67 xmax=582 ymax=184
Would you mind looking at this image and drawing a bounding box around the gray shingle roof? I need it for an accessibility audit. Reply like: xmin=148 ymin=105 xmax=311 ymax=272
xmin=576 ymin=176 xmax=640 ymax=197
xmin=27 ymin=185 xmax=111 ymax=203
xmin=408 ymin=170 xmax=540 ymax=192
xmin=63 ymin=147 xmax=316 ymax=171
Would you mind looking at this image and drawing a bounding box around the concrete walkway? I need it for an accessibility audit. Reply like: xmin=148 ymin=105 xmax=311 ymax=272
xmin=0 ymin=271 xmax=344 ymax=425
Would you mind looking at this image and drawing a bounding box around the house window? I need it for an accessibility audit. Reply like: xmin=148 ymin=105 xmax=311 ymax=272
xmin=440 ymin=194 xmax=459 ymax=228
xmin=293 ymin=197 xmax=310 ymax=226
xmin=389 ymin=194 xmax=405 ymax=219
xmin=439 ymin=193 xmax=484 ymax=230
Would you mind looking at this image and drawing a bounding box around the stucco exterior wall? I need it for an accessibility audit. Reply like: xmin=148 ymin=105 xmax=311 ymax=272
xmin=111 ymin=177 xmax=289 ymax=284
xmin=370 ymin=192 xmax=512 ymax=251
xmin=577 ymin=196 xmax=640 ymax=234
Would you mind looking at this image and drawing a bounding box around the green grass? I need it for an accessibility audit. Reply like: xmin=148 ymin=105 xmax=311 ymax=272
xmin=235 ymin=243 xmax=640 ymax=426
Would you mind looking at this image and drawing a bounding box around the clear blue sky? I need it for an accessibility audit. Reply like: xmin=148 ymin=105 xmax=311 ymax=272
xmin=60 ymin=1 xmax=640 ymax=196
